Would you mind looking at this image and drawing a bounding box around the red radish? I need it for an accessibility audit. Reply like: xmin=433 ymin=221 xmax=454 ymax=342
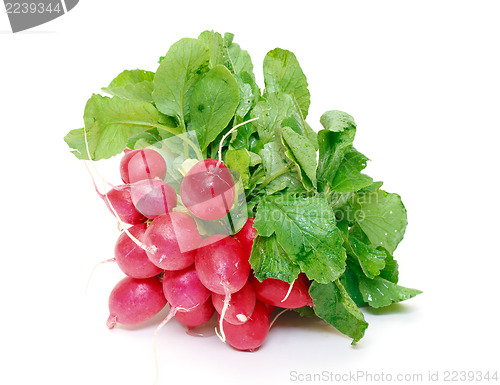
xmin=104 ymin=185 xmax=147 ymax=225
xmin=195 ymin=234 xmax=250 ymax=295
xmin=107 ymin=276 xmax=166 ymax=329
xmin=250 ymin=273 xmax=313 ymax=309
xmin=233 ymin=217 xmax=256 ymax=259
xmin=263 ymin=303 xmax=275 ymax=316
xmin=212 ymin=281 xmax=256 ymax=325
xmin=114 ymin=223 xmax=163 ymax=279
xmin=144 ymin=213 xmax=202 ymax=270
xmin=180 ymin=159 xmax=235 ymax=221
xmin=154 ymin=266 xmax=212 ymax=333
xmin=174 ymin=299 xmax=215 ymax=329
xmin=162 ymin=266 xmax=211 ymax=311
xmin=222 ymin=300 xmax=270 ymax=352
xmin=129 ymin=179 xmax=177 ymax=219
xmin=195 ymin=234 xmax=251 ymax=341
xmin=120 ymin=148 xmax=167 ymax=184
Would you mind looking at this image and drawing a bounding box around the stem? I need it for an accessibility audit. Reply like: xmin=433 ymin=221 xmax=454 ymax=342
xmin=154 ymin=124 xmax=203 ymax=161
xmin=259 ymin=164 xmax=295 ymax=190
xmin=217 ymin=117 xmax=260 ymax=163
xmin=248 ymin=166 xmax=265 ymax=186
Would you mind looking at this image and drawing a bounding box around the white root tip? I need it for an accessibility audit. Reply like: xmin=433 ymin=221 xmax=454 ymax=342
xmin=280 ymin=280 xmax=295 ymax=303
xmin=106 ymin=314 xmax=117 ymax=329
xmin=216 ymin=288 xmax=232 ymax=343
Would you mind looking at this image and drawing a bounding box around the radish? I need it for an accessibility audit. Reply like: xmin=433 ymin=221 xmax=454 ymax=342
xmin=162 ymin=266 xmax=211 ymax=311
xmin=233 ymin=217 xmax=256 ymax=259
xmin=107 ymin=276 xmax=166 ymax=329
xmin=174 ymin=299 xmax=215 ymax=329
xmin=195 ymin=234 xmax=250 ymax=295
xmin=180 ymin=159 xmax=235 ymax=221
xmin=221 ymin=300 xmax=270 ymax=352
xmin=155 ymin=265 xmax=212 ymax=334
xmin=250 ymin=273 xmax=313 ymax=309
xmin=120 ymin=148 xmax=167 ymax=184
xmin=212 ymin=281 xmax=256 ymax=325
xmin=144 ymin=213 xmax=203 ymax=270
xmin=114 ymin=223 xmax=163 ymax=279
xmin=195 ymin=234 xmax=251 ymax=341
xmin=129 ymin=179 xmax=177 ymax=219
xmin=104 ymin=185 xmax=147 ymax=225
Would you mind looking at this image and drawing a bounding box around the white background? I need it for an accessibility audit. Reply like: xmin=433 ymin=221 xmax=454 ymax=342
xmin=1 ymin=1 xmax=499 ymax=384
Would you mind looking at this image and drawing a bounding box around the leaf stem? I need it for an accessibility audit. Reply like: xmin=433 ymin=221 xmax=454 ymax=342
xmin=218 ymin=117 xmax=259 ymax=163
xmin=259 ymin=164 xmax=295 ymax=190
xmin=154 ymin=123 xmax=203 ymax=161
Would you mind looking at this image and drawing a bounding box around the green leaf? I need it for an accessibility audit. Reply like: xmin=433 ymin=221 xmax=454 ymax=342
xmin=310 ymin=280 xmax=368 ymax=343
xmin=359 ymin=181 xmax=384 ymax=193
xmin=354 ymin=190 xmax=408 ymax=253
xmin=189 ymin=65 xmax=240 ymax=151
xmin=331 ymin=149 xmax=373 ymax=193
xmin=102 ymin=69 xmax=155 ymax=103
xmin=230 ymin=118 xmax=257 ymax=150
xmin=254 ymin=193 xmax=346 ymax=283
xmin=304 ymin=121 xmax=319 ymax=151
xmin=317 ymin=110 xmax=357 ymax=192
xmin=340 ymin=266 xmax=367 ymax=307
xmin=294 ymin=306 xmax=316 ymax=317
xmin=223 ymin=32 xmax=255 ymax=78
xmin=64 ymin=128 xmax=89 ymax=160
xmin=358 ymin=276 xmax=422 ymax=308
xmin=249 ymin=235 xmax=300 ymax=283
xmin=222 ymin=33 xmax=260 ymax=119
xmin=234 ymin=72 xmax=260 ymax=119
xmin=251 ymin=92 xmax=296 ymax=144
xmin=347 ymin=236 xmax=386 ymax=279
xmin=225 ymin=147 xmax=250 ymax=186
xmin=258 ymin=142 xmax=301 ymax=195
xmin=263 ymin=48 xmax=310 ymax=118
xmin=281 ymin=126 xmax=317 ymax=190
xmin=65 ymin=94 xmax=161 ymax=160
xmin=153 ymin=38 xmax=210 ymax=126
xmin=127 ymin=128 xmax=163 ymax=149
xmin=378 ymin=249 xmax=400 ymax=284
xmin=320 ymin=110 xmax=356 ymax=132
xmin=198 ymin=30 xmax=224 ymax=68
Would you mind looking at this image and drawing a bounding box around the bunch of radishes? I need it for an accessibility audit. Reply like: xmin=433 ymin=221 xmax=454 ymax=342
xmin=101 ymin=147 xmax=313 ymax=352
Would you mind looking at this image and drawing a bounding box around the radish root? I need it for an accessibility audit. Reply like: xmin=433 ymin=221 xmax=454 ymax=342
xmin=269 ymin=308 xmax=289 ymax=329
xmin=85 ymin=257 xmax=116 ymax=295
xmin=281 ymin=280 xmax=295 ymax=303
xmin=215 ymin=286 xmax=232 ymax=343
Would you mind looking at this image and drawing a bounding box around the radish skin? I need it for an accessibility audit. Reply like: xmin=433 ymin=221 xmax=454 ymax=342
xmin=129 ymin=179 xmax=177 ymax=219
xmin=120 ymin=148 xmax=167 ymax=184
xmin=174 ymin=299 xmax=215 ymax=329
xmin=212 ymin=281 xmax=256 ymax=325
xmin=114 ymin=223 xmax=163 ymax=279
xmin=250 ymin=273 xmax=313 ymax=309
xmin=144 ymin=213 xmax=203 ymax=270
xmin=107 ymin=276 xmax=166 ymax=328
xmin=233 ymin=218 xmax=256 ymax=259
xmin=180 ymin=159 xmax=235 ymax=221
xmin=222 ymin=300 xmax=270 ymax=352
xmin=104 ymin=186 xmax=147 ymax=225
